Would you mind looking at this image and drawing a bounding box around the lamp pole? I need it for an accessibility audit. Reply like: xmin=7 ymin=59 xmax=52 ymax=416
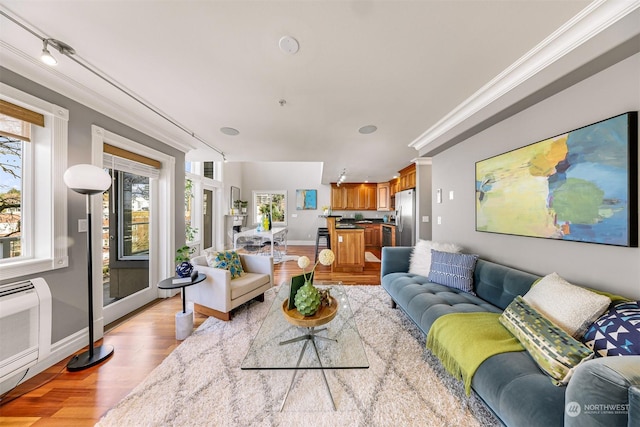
xmin=64 ymin=164 xmax=114 ymax=371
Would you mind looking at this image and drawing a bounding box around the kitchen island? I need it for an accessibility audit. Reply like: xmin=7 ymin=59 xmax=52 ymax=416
xmin=325 ymin=216 xmax=365 ymax=272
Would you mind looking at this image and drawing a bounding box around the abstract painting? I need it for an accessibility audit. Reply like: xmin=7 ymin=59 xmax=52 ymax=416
xmin=296 ymin=189 xmax=317 ymax=210
xmin=476 ymin=112 xmax=638 ymax=247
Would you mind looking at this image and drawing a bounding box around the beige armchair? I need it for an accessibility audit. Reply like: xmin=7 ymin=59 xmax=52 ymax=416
xmin=185 ymin=252 xmax=274 ymax=321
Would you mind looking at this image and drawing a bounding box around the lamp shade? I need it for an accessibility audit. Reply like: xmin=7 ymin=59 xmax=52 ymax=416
xmin=63 ymin=164 xmax=111 ymax=195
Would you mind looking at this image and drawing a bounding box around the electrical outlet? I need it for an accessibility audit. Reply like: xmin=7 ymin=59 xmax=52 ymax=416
xmin=291 ymin=213 xmax=298 ymax=218
xmin=338 ymin=236 xmax=343 ymax=243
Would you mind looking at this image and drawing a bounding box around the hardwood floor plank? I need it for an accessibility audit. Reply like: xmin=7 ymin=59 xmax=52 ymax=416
xmin=0 ymin=245 xmax=381 ymax=425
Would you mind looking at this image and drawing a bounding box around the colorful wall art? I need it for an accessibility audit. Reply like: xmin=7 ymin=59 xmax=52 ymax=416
xmin=296 ymin=189 xmax=317 ymax=210
xmin=476 ymin=112 xmax=638 ymax=247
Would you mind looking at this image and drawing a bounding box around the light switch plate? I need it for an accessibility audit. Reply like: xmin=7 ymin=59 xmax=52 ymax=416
xmin=78 ymin=219 xmax=87 ymax=232
xmin=291 ymin=213 xmax=298 ymax=218
xmin=437 ymin=216 xmax=442 ymax=225
xmin=422 ymin=216 xmax=430 ymax=223
xmin=449 ymin=190 xmax=454 ymax=200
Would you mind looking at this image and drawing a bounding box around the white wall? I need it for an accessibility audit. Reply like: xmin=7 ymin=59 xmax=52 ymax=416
xmin=432 ymin=52 xmax=640 ymax=299
xmin=240 ymin=162 xmax=331 ymax=243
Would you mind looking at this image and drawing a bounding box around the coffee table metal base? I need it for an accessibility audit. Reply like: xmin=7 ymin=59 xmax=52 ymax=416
xmin=278 ymin=327 xmax=338 ymax=411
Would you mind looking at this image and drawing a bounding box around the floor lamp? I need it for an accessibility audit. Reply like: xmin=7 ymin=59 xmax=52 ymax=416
xmin=63 ymin=164 xmax=114 ymax=371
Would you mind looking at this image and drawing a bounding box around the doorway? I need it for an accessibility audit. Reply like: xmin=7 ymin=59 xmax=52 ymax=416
xmin=103 ymin=169 xmax=150 ymax=307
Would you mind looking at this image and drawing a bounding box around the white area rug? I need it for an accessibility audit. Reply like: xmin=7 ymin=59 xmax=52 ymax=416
xmin=274 ymin=254 xmax=299 ymax=265
xmin=97 ymin=286 xmax=499 ymax=427
xmin=365 ymin=252 xmax=381 ymax=262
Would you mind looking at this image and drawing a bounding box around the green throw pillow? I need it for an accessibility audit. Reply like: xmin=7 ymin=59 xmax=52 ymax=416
xmin=499 ymin=296 xmax=594 ymax=386
xmin=206 ymin=250 xmax=244 ymax=279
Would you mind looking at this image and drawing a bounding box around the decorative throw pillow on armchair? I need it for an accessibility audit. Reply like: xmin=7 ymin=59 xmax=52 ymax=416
xmin=206 ymin=250 xmax=245 ymax=279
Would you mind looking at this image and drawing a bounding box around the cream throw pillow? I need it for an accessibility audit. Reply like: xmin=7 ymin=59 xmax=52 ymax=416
xmin=523 ymin=272 xmax=610 ymax=338
xmin=409 ymin=240 xmax=461 ymax=277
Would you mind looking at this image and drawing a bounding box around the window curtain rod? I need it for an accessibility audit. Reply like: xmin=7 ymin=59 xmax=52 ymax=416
xmin=0 ymin=9 xmax=226 ymax=161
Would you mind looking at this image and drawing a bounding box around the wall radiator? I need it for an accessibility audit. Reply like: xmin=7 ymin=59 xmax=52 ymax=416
xmin=0 ymin=278 xmax=52 ymax=385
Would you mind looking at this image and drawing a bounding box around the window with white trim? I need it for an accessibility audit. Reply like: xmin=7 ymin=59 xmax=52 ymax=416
xmin=0 ymin=84 xmax=69 ymax=280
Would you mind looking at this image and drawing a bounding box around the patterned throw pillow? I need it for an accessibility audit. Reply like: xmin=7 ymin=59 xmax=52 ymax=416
xmin=500 ymin=296 xmax=594 ymax=385
xmin=523 ymin=272 xmax=611 ymax=338
xmin=583 ymin=301 xmax=640 ymax=357
xmin=427 ymin=250 xmax=478 ymax=294
xmin=206 ymin=250 xmax=244 ymax=279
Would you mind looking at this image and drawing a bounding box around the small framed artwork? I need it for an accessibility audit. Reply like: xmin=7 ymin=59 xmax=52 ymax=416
xmin=296 ymin=189 xmax=317 ymax=210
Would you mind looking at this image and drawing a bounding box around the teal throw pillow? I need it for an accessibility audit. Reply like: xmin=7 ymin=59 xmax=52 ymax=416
xmin=427 ymin=250 xmax=479 ymax=295
xmin=500 ymin=296 xmax=594 ymax=385
xmin=206 ymin=250 xmax=244 ymax=279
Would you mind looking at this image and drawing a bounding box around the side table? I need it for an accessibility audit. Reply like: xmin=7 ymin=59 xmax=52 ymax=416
xmin=158 ymin=273 xmax=206 ymax=340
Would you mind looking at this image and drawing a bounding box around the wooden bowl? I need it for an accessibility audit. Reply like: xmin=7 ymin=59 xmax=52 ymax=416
xmin=282 ymin=296 xmax=338 ymax=327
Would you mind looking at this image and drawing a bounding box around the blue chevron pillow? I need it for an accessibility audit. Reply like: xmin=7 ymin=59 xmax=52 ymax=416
xmin=582 ymin=301 xmax=640 ymax=357
xmin=427 ymin=250 xmax=479 ymax=295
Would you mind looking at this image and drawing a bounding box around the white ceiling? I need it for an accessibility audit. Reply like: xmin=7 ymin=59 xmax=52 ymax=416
xmin=0 ymin=0 xmax=592 ymax=183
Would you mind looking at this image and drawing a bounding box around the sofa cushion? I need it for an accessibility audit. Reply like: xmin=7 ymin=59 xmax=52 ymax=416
xmin=523 ymin=272 xmax=610 ymax=338
xmin=408 ymin=240 xmax=461 ymax=277
xmin=427 ymin=250 xmax=478 ymax=295
xmin=583 ymin=301 xmax=640 ymax=357
xmin=500 ymin=296 xmax=594 ymax=385
xmin=206 ymin=250 xmax=245 ymax=279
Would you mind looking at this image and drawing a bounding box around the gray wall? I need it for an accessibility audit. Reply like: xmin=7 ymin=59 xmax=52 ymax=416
xmin=416 ymin=162 xmax=432 ymax=240
xmin=0 ymin=67 xmax=186 ymax=342
xmin=431 ymin=53 xmax=640 ymax=299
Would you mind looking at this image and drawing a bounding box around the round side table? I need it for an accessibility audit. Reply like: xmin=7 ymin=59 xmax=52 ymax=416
xmin=158 ymin=273 xmax=206 ymax=340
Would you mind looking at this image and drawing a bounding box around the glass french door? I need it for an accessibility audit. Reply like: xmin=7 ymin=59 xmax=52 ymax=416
xmin=102 ymin=167 xmax=157 ymax=324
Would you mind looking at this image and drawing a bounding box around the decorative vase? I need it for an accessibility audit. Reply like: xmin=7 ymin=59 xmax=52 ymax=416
xmin=294 ymin=281 xmax=321 ymax=316
xmin=176 ymin=261 xmax=193 ymax=278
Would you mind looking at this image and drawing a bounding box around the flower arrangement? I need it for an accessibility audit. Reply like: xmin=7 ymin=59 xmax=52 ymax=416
xmin=297 ymin=249 xmax=335 ymax=282
xmin=294 ymin=249 xmax=335 ymax=316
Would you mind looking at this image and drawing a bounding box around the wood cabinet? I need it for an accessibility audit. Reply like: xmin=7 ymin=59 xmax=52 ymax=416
xmin=334 ymin=229 xmax=365 ymax=271
xmin=398 ymin=163 xmax=416 ymax=192
xmin=362 ymin=223 xmax=381 ymax=248
xmin=376 ymin=182 xmax=390 ymax=211
xmin=331 ymin=183 xmax=377 ymax=210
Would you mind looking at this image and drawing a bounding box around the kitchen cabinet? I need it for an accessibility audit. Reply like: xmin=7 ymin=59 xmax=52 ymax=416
xmin=398 ymin=163 xmax=416 ymax=191
xmin=377 ymin=182 xmax=390 ymax=211
xmin=334 ymin=229 xmax=365 ymax=271
xmin=330 ymin=183 xmax=377 ymax=210
xmin=362 ymin=223 xmax=381 ymax=248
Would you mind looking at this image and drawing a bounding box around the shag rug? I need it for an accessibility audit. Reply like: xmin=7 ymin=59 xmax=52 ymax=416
xmin=97 ymin=286 xmax=500 ymax=427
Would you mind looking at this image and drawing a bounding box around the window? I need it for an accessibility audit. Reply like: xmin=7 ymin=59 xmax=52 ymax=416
xmin=0 ymin=84 xmax=69 ymax=280
xmin=252 ymin=191 xmax=287 ymax=225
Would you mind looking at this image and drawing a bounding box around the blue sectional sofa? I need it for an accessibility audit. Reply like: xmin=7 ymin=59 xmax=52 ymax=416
xmin=381 ymin=246 xmax=640 ymax=427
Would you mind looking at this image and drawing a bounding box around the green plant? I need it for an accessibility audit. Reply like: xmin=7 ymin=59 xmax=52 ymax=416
xmin=175 ymin=245 xmax=194 ymax=263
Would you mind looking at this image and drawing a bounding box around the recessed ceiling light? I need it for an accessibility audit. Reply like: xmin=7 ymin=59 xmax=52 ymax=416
xmin=279 ymin=36 xmax=299 ymax=55
xmin=220 ymin=127 xmax=239 ymax=136
xmin=358 ymin=125 xmax=377 ymax=134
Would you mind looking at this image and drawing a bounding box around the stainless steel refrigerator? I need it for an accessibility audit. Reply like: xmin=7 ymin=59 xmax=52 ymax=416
xmin=395 ymin=189 xmax=416 ymax=246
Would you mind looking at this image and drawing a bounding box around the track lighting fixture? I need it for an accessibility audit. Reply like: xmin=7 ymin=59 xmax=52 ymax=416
xmin=41 ymin=39 xmax=57 ymax=65
xmin=336 ymin=169 xmax=347 ymax=186
xmin=39 ymin=38 xmax=76 ymax=66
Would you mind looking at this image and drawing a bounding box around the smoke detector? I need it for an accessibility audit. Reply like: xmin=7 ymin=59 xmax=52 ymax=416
xmin=279 ymin=36 xmax=299 ymax=55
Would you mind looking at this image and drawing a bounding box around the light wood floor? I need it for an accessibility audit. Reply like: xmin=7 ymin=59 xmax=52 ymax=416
xmin=0 ymin=245 xmax=381 ymax=426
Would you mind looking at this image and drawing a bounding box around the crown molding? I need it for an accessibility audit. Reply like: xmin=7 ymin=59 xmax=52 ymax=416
xmin=409 ymin=0 xmax=640 ymax=152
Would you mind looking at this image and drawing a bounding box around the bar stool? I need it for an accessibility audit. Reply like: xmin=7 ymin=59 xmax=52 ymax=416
xmin=315 ymin=227 xmax=331 ymax=262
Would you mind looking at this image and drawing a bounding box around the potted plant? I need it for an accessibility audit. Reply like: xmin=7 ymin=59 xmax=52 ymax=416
xmin=240 ymin=200 xmax=248 ymax=214
xmin=175 ymin=245 xmax=195 ymax=278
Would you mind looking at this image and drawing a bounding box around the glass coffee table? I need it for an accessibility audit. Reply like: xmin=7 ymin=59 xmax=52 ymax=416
xmin=241 ymin=282 xmax=369 ymax=411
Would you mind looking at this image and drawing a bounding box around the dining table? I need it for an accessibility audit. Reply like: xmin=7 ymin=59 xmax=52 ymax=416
xmin=233 ymin=226 xmax=287 ymax=257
